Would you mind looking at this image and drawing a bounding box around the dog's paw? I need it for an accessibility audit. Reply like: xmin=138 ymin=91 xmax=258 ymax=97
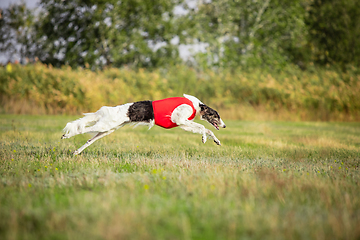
xmin=202 ymin=135 xmax=207 ymax=144
xmin=214 ymin=139 xmax=221 ymax=146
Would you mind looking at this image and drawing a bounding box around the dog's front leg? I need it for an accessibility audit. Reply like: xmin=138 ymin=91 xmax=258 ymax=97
xmin=204 ymin=128 xmax=221 ymax=145
xmin=179 ymin=121 xmax=221 ymax=145
xmin=171 ymin=104 xmax=221 ymax=145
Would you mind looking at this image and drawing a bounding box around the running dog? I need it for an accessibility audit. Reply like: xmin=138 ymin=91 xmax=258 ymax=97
xmin=61 ymin=94 xmax=226 ymax=155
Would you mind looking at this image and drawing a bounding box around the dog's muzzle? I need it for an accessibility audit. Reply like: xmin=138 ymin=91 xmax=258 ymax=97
xmin=220 ymin=119 xmax=226 ymax=128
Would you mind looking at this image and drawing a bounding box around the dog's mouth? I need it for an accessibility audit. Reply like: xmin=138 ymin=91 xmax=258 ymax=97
xmin=212 ymin=122 xmax=219 ymax=130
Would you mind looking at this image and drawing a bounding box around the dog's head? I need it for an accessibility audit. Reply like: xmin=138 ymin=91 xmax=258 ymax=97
xmin=199 ymin=104 xmax=226 ymax=130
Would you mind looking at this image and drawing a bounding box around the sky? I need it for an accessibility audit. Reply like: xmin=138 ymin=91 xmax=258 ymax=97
xmin=0 ymin=0 xmax=39 ymax=9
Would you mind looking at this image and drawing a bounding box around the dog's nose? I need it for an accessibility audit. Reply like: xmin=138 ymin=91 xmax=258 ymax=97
xmin=223 ymin=125 xmax=226 ymax=128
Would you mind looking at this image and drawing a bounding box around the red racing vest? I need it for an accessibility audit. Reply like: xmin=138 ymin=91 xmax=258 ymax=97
xmin=152 ymin=97 xmax=196 ymax=129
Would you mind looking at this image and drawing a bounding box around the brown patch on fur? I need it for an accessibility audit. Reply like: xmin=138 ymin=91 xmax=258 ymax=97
xmin=199 ymin=104 xmax=222 ymax=129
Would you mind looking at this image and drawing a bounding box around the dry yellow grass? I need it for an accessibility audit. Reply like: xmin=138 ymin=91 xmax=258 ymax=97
xmin=1 ymin=63 xmax=360 ymax=121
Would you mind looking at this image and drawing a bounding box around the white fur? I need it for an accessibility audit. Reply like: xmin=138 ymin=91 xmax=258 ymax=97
xmin=219 ymin=118 xmax=226 ymax=128
xmin=183 ymin=94 xmax=202 ymax=114
xmin=62 ymin=103 xmax=132 ymax=139
xmin=132 ymin=119 xmax=155 ymax=129
xmin=62 ymin=94 xmax=223 ymax=155
xmin=171 ymin=104 xmax=194 ymax=124
xmin=171 ymin=104 xmax=221 ymax=145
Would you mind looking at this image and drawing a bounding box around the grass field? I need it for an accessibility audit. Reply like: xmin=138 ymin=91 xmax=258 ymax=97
xmin=1 ymin=114 xmax=360 ymax=240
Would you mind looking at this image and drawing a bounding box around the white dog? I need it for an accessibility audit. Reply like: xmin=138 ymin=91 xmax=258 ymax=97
xmin=62 ymin=94 xmax=226 ymax=155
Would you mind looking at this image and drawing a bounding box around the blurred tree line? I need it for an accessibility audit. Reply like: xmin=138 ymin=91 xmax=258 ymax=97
xmin=1 ymin=0 xmax=359 ymax=70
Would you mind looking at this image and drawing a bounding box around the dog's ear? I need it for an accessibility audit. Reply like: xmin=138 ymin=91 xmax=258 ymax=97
xmin=199 ymin=104 xmax=207 ymax=120
xmin=199 ymin=104 xmax=217 ymax=121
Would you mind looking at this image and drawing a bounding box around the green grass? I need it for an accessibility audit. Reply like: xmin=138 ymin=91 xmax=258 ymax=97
xmin=1 ymin=114 xmax=360 ymax=240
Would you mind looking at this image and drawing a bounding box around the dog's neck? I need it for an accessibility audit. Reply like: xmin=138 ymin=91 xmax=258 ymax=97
xmin=183 ymin=94 xmax=202 ymax=115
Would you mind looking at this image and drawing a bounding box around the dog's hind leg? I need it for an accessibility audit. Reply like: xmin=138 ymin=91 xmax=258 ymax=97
xmin=73 ymin=122 xmax=129 ymax=155
xmin=73 ymin=130 xmax=115 ymax=155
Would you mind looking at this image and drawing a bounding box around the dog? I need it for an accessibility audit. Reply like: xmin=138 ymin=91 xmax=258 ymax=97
xmin=61 ymin=94 xmax=226 ymax=155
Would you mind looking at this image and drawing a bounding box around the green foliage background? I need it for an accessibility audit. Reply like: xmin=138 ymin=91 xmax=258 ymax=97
xmin=2 ymin=0 xmax=360 ymax=69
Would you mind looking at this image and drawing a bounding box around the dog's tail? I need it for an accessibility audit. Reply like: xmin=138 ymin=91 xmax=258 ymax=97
xmin=61 ymin=113 xmax=100 ymax=139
